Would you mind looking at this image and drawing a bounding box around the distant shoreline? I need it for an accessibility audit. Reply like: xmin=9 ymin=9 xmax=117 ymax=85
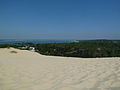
xmin=0 ymin=39 xmax=120 ymax=44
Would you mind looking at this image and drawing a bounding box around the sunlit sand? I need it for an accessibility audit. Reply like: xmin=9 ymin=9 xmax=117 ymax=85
xmin=0 ymin=48 xmax=120 ymax=90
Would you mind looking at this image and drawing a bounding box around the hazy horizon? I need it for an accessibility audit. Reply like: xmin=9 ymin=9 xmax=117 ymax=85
xmin=0 ymin=0 xmax=120 ymax=40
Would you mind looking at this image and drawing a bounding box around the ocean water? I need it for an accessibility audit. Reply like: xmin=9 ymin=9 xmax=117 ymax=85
xmin=0 ymin=39 xmax=75 ymax=44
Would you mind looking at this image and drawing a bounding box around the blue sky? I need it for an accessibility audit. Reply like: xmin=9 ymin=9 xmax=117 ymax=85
xmin=0 ymin=0 xmax=120 ymax=40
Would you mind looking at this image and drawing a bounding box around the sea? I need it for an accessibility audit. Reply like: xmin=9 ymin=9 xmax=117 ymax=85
xmin=0 ymin=39 xmax=75 ymax=44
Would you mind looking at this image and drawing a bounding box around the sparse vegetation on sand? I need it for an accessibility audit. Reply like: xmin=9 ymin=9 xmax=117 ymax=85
xmin=10 ymin=51 xmax=17 ymax=53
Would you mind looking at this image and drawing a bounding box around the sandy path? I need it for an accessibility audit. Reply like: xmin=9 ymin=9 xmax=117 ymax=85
xmin=0 ymin=48 xmax=120 ymax=90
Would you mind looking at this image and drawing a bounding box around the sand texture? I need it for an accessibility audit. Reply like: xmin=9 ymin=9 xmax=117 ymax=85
xmin=0 ymin=48 xmax=120 ymax=90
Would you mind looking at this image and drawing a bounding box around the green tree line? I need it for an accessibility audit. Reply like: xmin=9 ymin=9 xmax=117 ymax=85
xmin=35 ymin=41 xmax=120 ymax=58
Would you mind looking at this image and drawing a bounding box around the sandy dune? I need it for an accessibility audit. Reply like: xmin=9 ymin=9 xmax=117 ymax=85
xmin=0 ymin=48 xmax=120 ymax=90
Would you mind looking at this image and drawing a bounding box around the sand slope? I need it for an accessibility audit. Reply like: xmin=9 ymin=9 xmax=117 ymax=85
xmin=0 ymin=48 xmax=120 ymax=90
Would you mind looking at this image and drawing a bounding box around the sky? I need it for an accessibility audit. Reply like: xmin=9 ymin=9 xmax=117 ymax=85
xmin=0 ymin=0 xmax=120 ymax=40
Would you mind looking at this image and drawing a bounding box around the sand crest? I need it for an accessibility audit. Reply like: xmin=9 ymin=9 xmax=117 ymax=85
xmin=0 ymin=48 xmax=120 ymax=90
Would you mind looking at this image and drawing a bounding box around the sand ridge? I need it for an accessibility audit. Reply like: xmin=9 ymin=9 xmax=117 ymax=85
xmin=0 ymin=48 xmax=120 ymax=90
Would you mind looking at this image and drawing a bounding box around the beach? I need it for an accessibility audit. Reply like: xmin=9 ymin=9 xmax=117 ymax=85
xmin=0 ymin=48 xmax=120 ymax=90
